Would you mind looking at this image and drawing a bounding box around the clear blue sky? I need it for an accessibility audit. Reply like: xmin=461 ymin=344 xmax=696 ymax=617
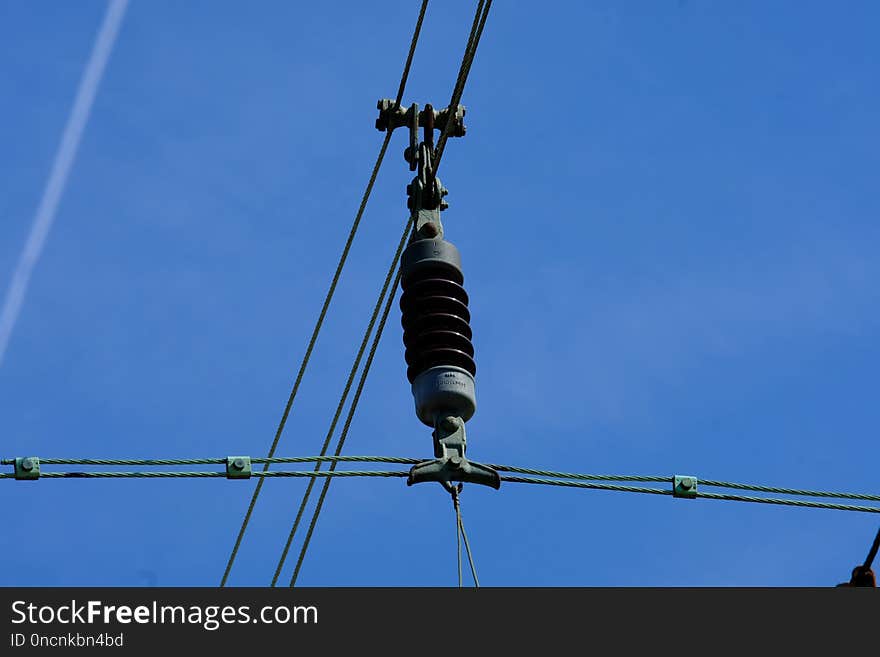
xmin=1 ymin=0 xmax=878 ymax=586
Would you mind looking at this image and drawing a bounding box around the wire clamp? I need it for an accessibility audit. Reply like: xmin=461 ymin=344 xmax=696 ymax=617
xmin=375 ymin=99 xmax=466 ymax=138
xmin=14 ymin=457 xmax=40 ymax=480
xmin=407 ymin=415 xmax=500 ymax=492
xmin=673 ymin=475 xmax=698 ymax=499
xmin=226 ymin=456 xmax=252 ymax=479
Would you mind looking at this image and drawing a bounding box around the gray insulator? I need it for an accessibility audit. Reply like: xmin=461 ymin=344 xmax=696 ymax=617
xmin=411 ymin=365 xmax=476 ymax=427
xmin=401 ymin=238 xmax=464 ymax=287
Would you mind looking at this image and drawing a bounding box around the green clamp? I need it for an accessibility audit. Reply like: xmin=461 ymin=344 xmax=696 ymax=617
xmin=408 ymin=416 xmax=500 ymax=492
xmin=15 ymin=457 xmax=40 ymax=480
xmin=226 ymin=456 xmax=252 ymax=479
xmin=673 ymin=475 xmax=698 ymax=499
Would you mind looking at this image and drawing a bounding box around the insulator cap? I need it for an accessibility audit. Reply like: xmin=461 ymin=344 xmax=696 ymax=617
xmin=411 ymin=366 xmax=476 ymax=426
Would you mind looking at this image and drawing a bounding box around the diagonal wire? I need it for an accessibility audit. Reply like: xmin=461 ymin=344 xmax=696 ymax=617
xmin=863 ymin=526 xmax=880 ymax=569
xmin=271 ymin=218 xmax=411 ymax=587
xmin=287 ymin=256 xmax=408 ymax=587
xmin=434 ymin=0 xmax=493 ymax=173
xmin=220 ymin=127 xmax=390 ymax=588
xmin=396 ymin=0 xmax=430 ymax=109
xmin=451 ymin=486 xmax=463 ymax=587
xmin=220 ymin=0 xmax=430 ymax=587
xmin=456 ymin=508 xmax=463 ymax=588
xmin=457 ymin=497 xmax=480 ymax=587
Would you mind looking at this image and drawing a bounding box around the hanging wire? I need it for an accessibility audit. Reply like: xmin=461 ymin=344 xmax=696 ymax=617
xmin=456 ymin=504 xmax=463 ymax=588
xmin=456 ymin=492 xmax=480 ymax=587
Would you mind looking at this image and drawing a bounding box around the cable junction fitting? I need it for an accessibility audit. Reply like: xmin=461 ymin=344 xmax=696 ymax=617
xmin=226 ymin=456 xmax=252 ymax=479
xmin=14 ymin=456 xmax=40 ymax=480
xmin=378 ymin=98 xmax=499 ymax=492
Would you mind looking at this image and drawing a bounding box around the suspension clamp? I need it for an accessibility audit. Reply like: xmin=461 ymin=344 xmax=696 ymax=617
xmin=407 ymin=416 xmax=500 ymax=492
xmin=375 ymin=99 xmax=466 ymax=138
xmin=14 ymin=457 xmax=40 ymax=480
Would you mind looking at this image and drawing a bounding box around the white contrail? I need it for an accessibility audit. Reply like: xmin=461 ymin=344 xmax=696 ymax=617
xmin=0 ymin=0 xmax=129 ymax=366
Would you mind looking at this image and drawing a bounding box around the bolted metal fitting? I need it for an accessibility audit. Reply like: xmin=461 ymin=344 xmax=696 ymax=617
xmin=375 ymin=99 xmax=467 ymax=137
xmin=673 ymin=475 xmax=698 ymax=499
xmin=407 ymin=414 xmax=500 ymax=491
xmin=14 ymin=457 xmax=40 ymax=480
xmin=226 ymin=456 xmax=252 ymax=479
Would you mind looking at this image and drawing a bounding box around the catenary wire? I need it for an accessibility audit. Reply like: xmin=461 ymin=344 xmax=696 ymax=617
xmin=219 ymin=0 xmax=431 ymax=587
xmin=434 ymin=0 xmax=493 ymax=172
xmin=270 ymin=216 xmax=411 ymax=587
xmin=6 ymin=457 xmax=879 ymax=505
xmin=288 ymin=260 xmax=408 ymax=587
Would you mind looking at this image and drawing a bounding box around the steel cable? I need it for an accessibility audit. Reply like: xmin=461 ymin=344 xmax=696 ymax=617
xmin=434 ymin=0 xmax=493 ymax=172
xmin=270 ymin=217 xmax=411 ymax=587
xmin=287 ymin=260 xmax=408 ymax=587
xmin=219 ymin=0 xmax=431 ymax=587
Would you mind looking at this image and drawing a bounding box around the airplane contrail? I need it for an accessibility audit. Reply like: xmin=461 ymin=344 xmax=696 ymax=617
xmin=0 ymin=0 xmax=129 ymax=367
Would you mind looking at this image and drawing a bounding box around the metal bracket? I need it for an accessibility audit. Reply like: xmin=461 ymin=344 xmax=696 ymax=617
xmin=673 ymin=475 xmax=698 ymax=499
xmin=226 ymin=456 xmax=252 ymax=479
xmin=14 ymin=457 xmax=40 ymax=480
xmin=376 ymin=99 xmax=462 ymax=240
xmin=407 ymin=416 xmax=500 ymax=491
xmin=375 ymin=99 xmax=466 ymax=138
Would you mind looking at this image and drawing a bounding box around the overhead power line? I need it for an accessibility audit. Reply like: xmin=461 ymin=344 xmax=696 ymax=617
xmin=434 ymin=0 xmax=493 ymax=172
xmin=287 ymin=264 xmax=406 ymax=587
xmin=280 ymin=0 xmax=497 ymax=588
xmin=270 ymin=217 xmax=411 ymax=587
xmin=218 ymin=0 xmax=432 ymax=588
xmin=6 ymin=456 xmax=880 ymax=514
xmin=1 ymin=470 xmax=408 ymax=479
xmin=498 ymin=476 xmax=880 ymax=514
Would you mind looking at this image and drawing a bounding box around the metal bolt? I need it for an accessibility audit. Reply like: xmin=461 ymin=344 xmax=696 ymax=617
xmin=449 ymin=456 xmax=463 ymax=469
xmin=680 ymin=477 xmax=694 ymax=490
xmin=232 ymin=458 xmax=245 ymax=470
xmin=420 ymin=222 xmax=439 ymax=238
xmin=21 ymin=458 xmax=34 ymax=472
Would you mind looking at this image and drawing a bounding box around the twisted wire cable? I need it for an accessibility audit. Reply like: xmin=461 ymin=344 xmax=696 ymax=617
xmin=219 ymin=0 xmax=431 ymax=587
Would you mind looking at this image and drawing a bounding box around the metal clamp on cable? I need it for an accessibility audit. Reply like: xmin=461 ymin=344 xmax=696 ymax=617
xmin=226 ymin=456 xmax=252 ymax=479
xmin=673 ymin=475 xmax=698 ymax=499
xmin=407 ymin=415 xmax=500 ymax=492
xmin=14 ymin=457 xmax=40 ymax=480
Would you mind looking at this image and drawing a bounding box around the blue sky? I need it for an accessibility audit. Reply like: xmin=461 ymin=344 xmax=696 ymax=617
xmin=1 ymin=0 xmax=878 ymax=586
